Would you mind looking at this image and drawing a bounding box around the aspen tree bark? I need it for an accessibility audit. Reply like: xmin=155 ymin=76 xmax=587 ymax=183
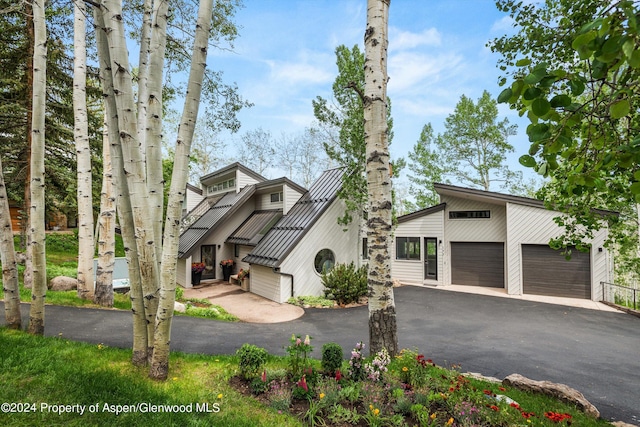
xmin=0 ymin=154 xmax=21 ymax=329
xmin=27 ymin=0 xmax=47 ymax=336
xmin=364 ymin=0 xmax=398 ymax=356
xmin=94 ymin=4 xmax=149 ymax=364
xmin=94 ymin=114 xmax=115 ymax=307
xmin=145 ymin=0 xmax=170 ymax=256
xmin=149 ymin=0 xmax=214 ymax=380
xmin=22 ymin=0 xmax=34 ymax=289
xmin=136 ymin=0 xmax=152 ymax=162
xmin=74 ymin=0 xmax=94 ymax=300
xmin=102 ymin=0 xmax=161 ymax=357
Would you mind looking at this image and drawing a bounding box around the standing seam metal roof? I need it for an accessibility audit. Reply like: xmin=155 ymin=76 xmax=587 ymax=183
xmin=226 ymin=210 xmax=283 ymax=246
xmin=242 ymin=168 xmax=344 ymax=268
xmin=178 ymin=185 xmax=256 ymax=258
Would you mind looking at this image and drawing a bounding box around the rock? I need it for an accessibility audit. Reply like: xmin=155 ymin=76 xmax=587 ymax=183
xmin=502 ymin=373 xmax=600 ymax=418
xmin=48 ymin=276 xmax=78 ymax=291
xmin=463 ymin=372 xmax=501 ymax=384
xmin=174 ymin=302 xmax=187 ymax=313
xmin=611 ymin=422 xmax=638 ymax=427
xmin=392 ymin=278 xmax=402 ymax=287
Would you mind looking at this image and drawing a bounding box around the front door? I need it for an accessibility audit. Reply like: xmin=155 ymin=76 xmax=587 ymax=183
xmin=201 ymin=245 xmax=216 ymax=279
xmin=424 ymin=237 xmax=437 ymax=280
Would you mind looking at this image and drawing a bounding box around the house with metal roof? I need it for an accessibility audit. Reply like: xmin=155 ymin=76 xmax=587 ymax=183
xmin=391 ymin=183 xmax=613 ymax=301
xmin=176 ymin=163 xmax=307 ymax=288
xmin=243 ymin=167 xmax=360 ymax=303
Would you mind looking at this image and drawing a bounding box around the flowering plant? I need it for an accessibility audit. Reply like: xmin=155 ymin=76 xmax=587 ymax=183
xmin=220 ymin=259 xmax=234 ymax=267
xmin=191 ymin=262 xmax=206 ymax=274
xmin=238 ymin=268 xmax=250 ymax=279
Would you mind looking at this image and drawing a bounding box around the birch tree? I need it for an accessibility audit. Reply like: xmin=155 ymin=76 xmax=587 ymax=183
xmin=74 ymin=0 xmax=94 ymax=300
xmin=0 ymin=154 xmax=21 ymax=329
xmin=150 ymin=0 xmax=214 ymax=380
xmin=28 ymin=0 xmax=47 ymax=335
xmin=94 ymin=115 xmax=115 ymax=307
xmin=364 ymin=0 xmax=397 ymax=356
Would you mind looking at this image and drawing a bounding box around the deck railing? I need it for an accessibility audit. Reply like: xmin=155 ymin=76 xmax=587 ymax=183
xmin=601 ymin=281 xmax=638 ymax=310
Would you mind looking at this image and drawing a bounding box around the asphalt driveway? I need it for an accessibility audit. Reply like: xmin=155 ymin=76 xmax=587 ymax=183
xmin=2 ymin=286 xmax=638 ymax=424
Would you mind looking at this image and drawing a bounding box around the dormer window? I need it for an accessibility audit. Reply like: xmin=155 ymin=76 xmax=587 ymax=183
xmin=207 ymin=178 xmax=236 ymax=194
xmin=270 ymin=192 xmax=283 ymax=203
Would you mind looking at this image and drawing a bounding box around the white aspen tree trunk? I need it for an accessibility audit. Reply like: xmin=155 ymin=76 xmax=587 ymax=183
xmin=94 ymin=114 xmax=115 ymax=307
xmin=145 ymin=0 xmax=169 ymax=259
xmin=74 ymin=0 xmax=95 ymax=300
xmin=0 ymin=154 xmax=21 ymax=329
xmin=28 ymin=0 xmax=47 ymax=336
xmin=102 ymin=0 xmax=161 ymax=357
xmin=149 ymin=0 xmax=214 ymax=380
xmin=364 ymin=0 xmax=398 ymax=356
xmin=136 ymin=0 xmax=153 ymax=164
xmin=94 ymin=5 xmax=148 ymax=364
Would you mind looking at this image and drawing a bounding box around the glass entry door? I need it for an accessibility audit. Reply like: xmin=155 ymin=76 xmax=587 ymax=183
xmin=201 ymin=245 xmax=216 ymax=279
xmin=424 ymin=238 xmax=437 ymax=280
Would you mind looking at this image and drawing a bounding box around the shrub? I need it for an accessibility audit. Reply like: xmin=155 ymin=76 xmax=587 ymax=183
xmin=321 ymin=342 xmax=343 ymax=375
xmin=175 ymin=287 xmax=184 ymax=301
xmin=321 ymin=262 xmax=367 ymax=305
xmin=236 ymin=343 xmax=268 ymax=380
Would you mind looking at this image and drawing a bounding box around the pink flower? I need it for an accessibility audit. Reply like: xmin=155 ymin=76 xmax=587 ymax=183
xmin=304 ymin=335 xmax=310 ymax=345
xmin=296 ymin=338 xmax=302 ymax=346
xmin=297 ymin=375 xmax=308 ymax=392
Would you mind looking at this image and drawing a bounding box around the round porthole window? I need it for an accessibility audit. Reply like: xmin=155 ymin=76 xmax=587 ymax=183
xmin=314 ymin=249 xmax=335 ymax=274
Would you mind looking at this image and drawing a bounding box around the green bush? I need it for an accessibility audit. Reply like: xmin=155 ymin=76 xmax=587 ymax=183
xmin=321 ymin=262 xmax=368 ymax=305
xmin=321 ymin=342 xmax=343 ymax=375
xmin=236 ymin=343 xmax=268 ymax=380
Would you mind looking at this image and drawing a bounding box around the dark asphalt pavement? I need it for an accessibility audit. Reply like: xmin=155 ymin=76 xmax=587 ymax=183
xmin=2 ymin=286 xmax=639 ymax=424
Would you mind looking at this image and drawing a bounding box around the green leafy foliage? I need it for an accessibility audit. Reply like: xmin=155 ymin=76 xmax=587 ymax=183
xmin=321 ymin=262 xmax=368 ymax=305
xmin=321 ymin=342 xmax=344 ymax=375
xmin=491 ymin=0 xmax=640 ymax=273
xmin=236 ymin=343 xmax=269 ymax=380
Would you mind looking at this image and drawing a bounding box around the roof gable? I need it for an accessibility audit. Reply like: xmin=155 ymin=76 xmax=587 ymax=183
xmin=178 ymin=185 xmax=255 ymax=258
xmin=243 ymin=168 xmax=343 ymax=268
xmin=199 ymin=162 xmax=266 ymax=186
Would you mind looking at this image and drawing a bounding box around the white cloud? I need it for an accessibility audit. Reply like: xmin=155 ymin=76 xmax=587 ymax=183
xmin=490 ymin=15 xmax=515 ymax=33
xmin=390 ymin=27 xmax=442 ymax=50
xmin=388 ymin=51 xmax=464 ymax=92
xmin=266 ymin=60 xmax=333 ymax=86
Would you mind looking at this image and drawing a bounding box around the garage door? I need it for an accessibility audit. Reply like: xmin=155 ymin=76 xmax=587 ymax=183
xmin=451 ymin=242 xmax=504 ymax=288
xmin=522 ymin=245 xmax=591 ymax=299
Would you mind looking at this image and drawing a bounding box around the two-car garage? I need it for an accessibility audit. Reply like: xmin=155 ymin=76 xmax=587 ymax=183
xmin=450 ymin=242 xmax=592 ymax=299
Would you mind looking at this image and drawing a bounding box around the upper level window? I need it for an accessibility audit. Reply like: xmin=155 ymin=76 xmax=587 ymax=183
xmin=270 ymin=192 xmax=283 ymax=203
xmin=396 ymin=237 xmax=420 ymax=260
xmin=448 ymin=210 xmax=490 ymax=219
xmin=207 ymin=178 xmax=236 ymax=194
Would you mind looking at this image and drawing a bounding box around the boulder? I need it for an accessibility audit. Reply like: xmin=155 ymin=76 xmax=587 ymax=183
xmin=174 ymin=301 xmax=187 ymax=313
xmin=463 ymin=371 xmax=501 ymax=384
xmin=48 ymin=276 xmax=78 ymax=291
xmin=611 ymin=422 xmax=638 ymax=427
xmin=502 ymin=373 xmax=600 ymax=418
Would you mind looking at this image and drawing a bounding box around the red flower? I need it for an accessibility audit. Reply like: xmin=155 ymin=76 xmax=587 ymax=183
xmin=499 ymin=387 xmax=506 ymax=391
xmin=297 ymin=375 xmax=308 ymax=392
xmin=490 ymin=405 xmax=499 ymax=412
xmin=335 ymin=369 xmax=342 ymax=381
xmin=544 ymin=411 xmax=572 ymax=422
xmin=261 ymin=370 xmax=267 ymax=382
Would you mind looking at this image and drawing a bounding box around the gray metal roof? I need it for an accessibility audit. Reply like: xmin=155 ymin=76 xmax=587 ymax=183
xmin=226 ymin=210 xmax=283 ymax=246
xmin=178 ymin=185 xmax=256 ymax=258
xmin=397 ymin=203 xmax=446 ymax=223
xmin=199 ymin=162 xmax=266 ymax=185
xmin=243 ymin=168 xmax=344 ymax=268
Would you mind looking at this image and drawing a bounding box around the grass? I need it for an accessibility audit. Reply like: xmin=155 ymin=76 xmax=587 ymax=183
xmin=287 ymin=295 xmax=336 ymax=308
xmin=1 ymin=233 xmax=237 ymax=321
xmin=0 ymin=328 xmax=301 ymax=427
xmin=0 ymin=329 xmax=614 ymax=427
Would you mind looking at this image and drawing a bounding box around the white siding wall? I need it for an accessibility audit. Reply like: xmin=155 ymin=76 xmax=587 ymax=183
xmin=251 ymin=264 xmax=283 ymax=302
xmin=256 ymin=192 xmax=283 ymax=211
xmin=185 ymin=188 xmax=203 ymax=213
xmin=177 ymin=257 xmax=189 ymax=287
xmin=199 ymin=199 xmax=255 ymax=279
xmin=237 ymin=170 xmax=260 ymax=190
xmin=284 ymin=184 xmax=304 ymax=214
xmin=391 ymin=210 xmax=445 ymax=286
xmin=278 ymin=199 xmax=360 ymax=302
xmin=506 ymin=203 xmax=609 ymax=300
xmin=235 ymin=244 xmax=252 ymax=273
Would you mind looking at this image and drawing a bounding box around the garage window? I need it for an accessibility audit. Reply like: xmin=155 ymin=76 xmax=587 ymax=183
xmin=396 ymin=237 xmax=420 ymax=260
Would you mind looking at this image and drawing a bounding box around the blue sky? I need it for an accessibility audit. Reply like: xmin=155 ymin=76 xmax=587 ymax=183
xmin=206 ymin=0 xmax=535 ymax=185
